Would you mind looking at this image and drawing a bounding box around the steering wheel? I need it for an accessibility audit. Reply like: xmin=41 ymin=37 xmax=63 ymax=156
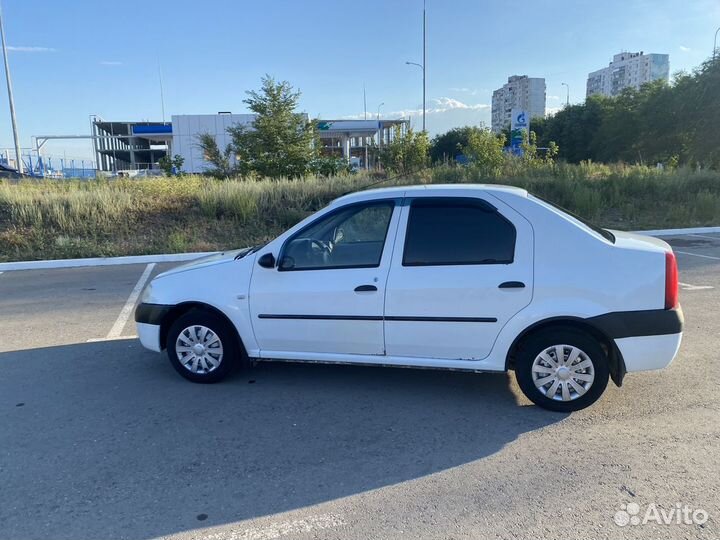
xmin=310 ymin=239 xmax=333 ymax=264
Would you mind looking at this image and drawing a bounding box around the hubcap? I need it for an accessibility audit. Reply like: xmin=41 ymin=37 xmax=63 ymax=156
xmin=531 ymin=344 xmax=595 ymax=402
xmin=175 ymin=325 xmax=223 ymax=374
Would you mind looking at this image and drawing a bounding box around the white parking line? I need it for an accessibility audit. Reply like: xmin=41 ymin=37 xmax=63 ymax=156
xmin=680 ymin=282 xmax=714 ymax=291
xmin=106 ymin=263 xmax=155 ymax=339
xmin=687 ymin=233 xmax=720 ymax=241
xmin=87 ymin=335 xmax=138 ymax=343
xmin=675 ymin=251 xmax=720 ymax=260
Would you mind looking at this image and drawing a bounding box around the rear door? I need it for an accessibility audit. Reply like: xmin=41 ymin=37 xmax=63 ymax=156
xmin=384 ymin=194 xmax=533 ymax=360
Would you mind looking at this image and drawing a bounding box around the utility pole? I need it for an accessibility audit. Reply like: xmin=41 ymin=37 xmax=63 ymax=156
xmin=363 ymin=84 xmax=368 ymax=169
xmin=0 ymin=1 xmax=23 ymax=174
xmin=561 ymin=82 xmax=570 ymax=107
xmin=158 ymin=60 xmax=166 ymax=123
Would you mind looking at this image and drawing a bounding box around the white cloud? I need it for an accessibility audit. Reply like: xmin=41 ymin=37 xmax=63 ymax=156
xmin=679 ymin=45 xmax=691 ymax=52
xmin=546 ymin=106 xmax=563 ymax=116
xmin=547 ymin=95 xmax=561 ymax=101
xmin=7 ymin=46 xmax=56 ymax=52
xmin=100 ymin=61 xmax=123 ymax=66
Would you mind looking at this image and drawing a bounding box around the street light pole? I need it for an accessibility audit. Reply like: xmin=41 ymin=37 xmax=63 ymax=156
xmin=0 ymin=1 xmax=23 ymax=174
xmin=422 ymin=0 xmax=426 ymax=132
xmin=405 ymin=0 xmax=427 ymax=133
xmin=405 ymin=61 xmax=425 ymax=130
xmin=377 ymin=102 xmax=384 ymax=120
xmin=561 ymin=82 xmax=570 ymax=107
xmin=714 ymin=26 xmax=720 ymax=60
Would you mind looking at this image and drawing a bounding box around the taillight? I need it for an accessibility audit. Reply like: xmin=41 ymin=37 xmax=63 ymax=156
xmin=665 ymin=251 xmax=679 ymax=309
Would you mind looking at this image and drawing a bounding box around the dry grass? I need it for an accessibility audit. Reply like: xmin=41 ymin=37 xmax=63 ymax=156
xmin=1 ymin=163 xmax=719 ymax=262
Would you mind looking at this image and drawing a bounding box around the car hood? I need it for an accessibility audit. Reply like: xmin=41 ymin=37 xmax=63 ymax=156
xmin=155 ymin=248 xmax=251 ymax=279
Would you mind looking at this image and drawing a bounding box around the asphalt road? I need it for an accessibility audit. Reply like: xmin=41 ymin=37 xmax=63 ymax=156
xmin=1 ymin=233 xmax=719 ymax=540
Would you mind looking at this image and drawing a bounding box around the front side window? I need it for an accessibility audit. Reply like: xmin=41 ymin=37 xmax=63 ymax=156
xmin=402 ymin=198 xmax=516 ymax=266
xmin=279 ymin=201 xmax=395 ymax=270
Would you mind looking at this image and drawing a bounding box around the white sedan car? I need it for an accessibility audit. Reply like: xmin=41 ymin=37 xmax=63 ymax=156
xmin=135 ymin=184 xmax=683 ymax=411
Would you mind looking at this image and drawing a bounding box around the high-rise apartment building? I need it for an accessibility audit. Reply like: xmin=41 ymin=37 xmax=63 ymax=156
xmin=491 ymin=75 xmax=546 ymax=133
xmin=586 ymin=51 xmax=669 ymax=98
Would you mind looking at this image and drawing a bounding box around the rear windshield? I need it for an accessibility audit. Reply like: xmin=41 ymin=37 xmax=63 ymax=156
xmin=531 ymin=195 xmax=616 ymax=244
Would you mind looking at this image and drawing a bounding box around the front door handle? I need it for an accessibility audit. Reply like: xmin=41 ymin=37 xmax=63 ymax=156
xmin=499 ymin=281 xmax=525 ymax=289
xmin=354 ymin=285 xmax=378 ymax=292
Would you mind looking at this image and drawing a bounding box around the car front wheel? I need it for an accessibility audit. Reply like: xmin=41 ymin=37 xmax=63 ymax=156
xmin=515 ymin=328 xmax=609 ymax=412
xmin=166 ymin=309 xmax=239 ymax=383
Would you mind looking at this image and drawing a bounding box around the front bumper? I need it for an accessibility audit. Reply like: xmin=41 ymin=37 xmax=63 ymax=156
xmin=135 ymin=303 xmax=173 ymax=352
xmin=137 ymin=322 xmax=162 ymax=352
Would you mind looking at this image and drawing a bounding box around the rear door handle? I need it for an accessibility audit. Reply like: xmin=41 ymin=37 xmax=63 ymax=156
xmin=354 ymin=285 xmax=378 ymax=292
xmin=499 ymin=281 xmax=525 ymax=289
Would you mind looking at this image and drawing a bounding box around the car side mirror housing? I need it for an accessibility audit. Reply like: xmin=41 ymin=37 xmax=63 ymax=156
xmin=257 ymin=253 xmax=276 ymax=269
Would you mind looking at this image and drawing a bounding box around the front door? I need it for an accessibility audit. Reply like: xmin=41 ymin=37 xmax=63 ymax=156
xmin=250 ymin=199 xmax=400 ymax=356
xmin=384 ymin=195 xmax=533 ymax=360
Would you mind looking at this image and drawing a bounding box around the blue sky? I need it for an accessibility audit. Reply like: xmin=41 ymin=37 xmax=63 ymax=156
xmin=1 ymin=0 xmax=718 ymax=162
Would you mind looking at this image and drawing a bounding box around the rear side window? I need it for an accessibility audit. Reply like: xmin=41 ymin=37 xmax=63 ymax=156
xmin=402 ymin=198 xmax=516 ymax=266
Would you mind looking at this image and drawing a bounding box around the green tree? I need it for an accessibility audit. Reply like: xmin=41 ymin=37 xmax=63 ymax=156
xmin=157 ymin=154 xmax=185 ymax=176
xmin=430 ymin=126 xmax=486 ymax=163
xmin=196 ymin=133 xmax=235 ymax=178
xmin=462 ymin=128 xmax=506 ymax=172
xmin=531 ymin=55 xmax=720 ymax=168
xmin=377 ymin=127 xmax=430 ymax=174
xmin=228 ymin=76 xmax=317 ymax=178
xmin=520 ymin=130 xmax=559 ymax=165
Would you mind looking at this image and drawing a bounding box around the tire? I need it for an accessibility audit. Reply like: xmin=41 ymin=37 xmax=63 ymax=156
xmin=515 ymin=328 xmax=609 ymax=412
xmin=166 ymin=309 xmax=240 ymax=383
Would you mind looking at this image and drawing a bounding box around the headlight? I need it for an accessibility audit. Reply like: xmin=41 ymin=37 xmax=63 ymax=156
xmin=139 ymin=282 xmax=153 ymax=303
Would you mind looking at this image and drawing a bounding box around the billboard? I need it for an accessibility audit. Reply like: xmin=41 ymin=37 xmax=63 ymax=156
xmin=509 ymin=109 xmax=529 ymax=156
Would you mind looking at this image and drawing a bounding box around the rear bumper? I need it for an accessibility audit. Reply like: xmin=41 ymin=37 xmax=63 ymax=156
xmin=587 ymin=307 xmax=684 ymax=373
xmin=615 ymin=332 xmax=682 ymax=372
xmin=588 ymin=307 xmax=683 ymax=339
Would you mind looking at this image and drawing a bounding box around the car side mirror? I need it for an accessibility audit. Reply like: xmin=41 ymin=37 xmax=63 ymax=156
xmin=257 ymin=253 xmax=276 ymax=269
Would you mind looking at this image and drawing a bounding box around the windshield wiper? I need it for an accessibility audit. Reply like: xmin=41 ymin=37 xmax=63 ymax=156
xmin=235 ymin=244 xmax=266 ymax=260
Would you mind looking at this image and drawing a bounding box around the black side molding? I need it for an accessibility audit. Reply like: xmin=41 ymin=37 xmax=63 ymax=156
xmin=135 ymin=303 xmax=173 ymax=325
xmin=587 ymin=307 xmax=684 ymax=339
xmin=258 ymin=314 xmax=497 ymax=323
xmin=258 ymin=314 xmax=384 ymax=321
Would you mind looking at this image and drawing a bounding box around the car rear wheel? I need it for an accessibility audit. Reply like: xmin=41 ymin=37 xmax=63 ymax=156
xmin=167 ymin=309 xmax=239 ymax=383
xmin=515 ymin=328 xmax=609 ymax=412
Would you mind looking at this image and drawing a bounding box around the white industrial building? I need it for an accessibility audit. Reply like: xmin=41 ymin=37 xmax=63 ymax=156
xmin=586 ymin=51 xmax=669 ymax=98
xmin=491 ymin=75 xmax=546 ymax=133
xmin=171 ymin=113 xmax=256 ymax=173
xmin=90 ymin=114 xmax=409 ymax=174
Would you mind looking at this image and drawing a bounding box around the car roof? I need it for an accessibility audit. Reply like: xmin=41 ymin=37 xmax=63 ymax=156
xmin=331 ymin=183 xmax=528 ymax=206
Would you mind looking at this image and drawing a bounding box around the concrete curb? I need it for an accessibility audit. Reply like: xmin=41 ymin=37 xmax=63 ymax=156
xmin=0 ymin=251 xmax=219 ymax=272
xmin=632 ymin=226 xmax=720 ymax=237
xmin=0 ymin=225 xmax=718 ymax=272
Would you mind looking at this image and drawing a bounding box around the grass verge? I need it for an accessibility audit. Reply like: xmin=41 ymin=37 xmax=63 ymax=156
xmin=1 ymin=162 xmax=719 ymax=262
